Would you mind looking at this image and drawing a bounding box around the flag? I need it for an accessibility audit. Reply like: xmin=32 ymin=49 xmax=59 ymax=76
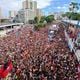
xmin=0 ymin=61 xmax=13 ymax=78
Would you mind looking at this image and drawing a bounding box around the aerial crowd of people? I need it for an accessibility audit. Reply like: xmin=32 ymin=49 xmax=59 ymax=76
xmin=0 ymin=24 xmax=79 ymax=80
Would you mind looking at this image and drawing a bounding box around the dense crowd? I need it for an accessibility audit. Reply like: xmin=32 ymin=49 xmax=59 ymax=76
xmin=0 ymin=24 xmax=79 ymax=80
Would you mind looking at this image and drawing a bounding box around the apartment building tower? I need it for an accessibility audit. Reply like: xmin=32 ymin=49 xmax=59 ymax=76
xmin=14 ymin=0 xmax=43 ymax=23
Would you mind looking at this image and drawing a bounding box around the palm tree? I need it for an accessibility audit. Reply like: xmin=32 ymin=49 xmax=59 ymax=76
xmin=69 ymin=2 xmax=80 ymax=13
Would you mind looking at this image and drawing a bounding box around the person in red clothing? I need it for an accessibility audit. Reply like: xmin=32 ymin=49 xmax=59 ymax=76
xmin=0 ymin=61 xmax=13 ymax=78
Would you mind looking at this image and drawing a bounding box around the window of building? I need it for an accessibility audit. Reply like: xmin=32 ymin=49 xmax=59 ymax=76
xmin=30 ymin=2 xmax=33 ymax=9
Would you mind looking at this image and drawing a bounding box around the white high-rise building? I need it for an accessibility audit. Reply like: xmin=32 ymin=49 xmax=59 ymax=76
xmin=0 ymin=7 xmax=2 ymax=19
xmin=9 ymin=11 xmax=17 ymax=19
xmin=22 ymin=0 xmax=34 ymax=10
xmin=14 ymin=0 xmax=43 ymax=23
xmin=36 ymin=9 xmax=43 ymax=17
xmin=0 ymin=7 xmax=3 ymax=23
xmin=33 ymin=1 xmax=37 ymax=10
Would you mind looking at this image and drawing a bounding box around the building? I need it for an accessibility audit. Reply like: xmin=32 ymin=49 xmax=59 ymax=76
xmin=22 ymin=0 xmax=37 ymax=10
xmin=36 ymin=9 xmax=43 ymax=20
xmin=9 ymin=11 xmax=17 ymax=19
xmin=14 ymin=0 xmax=43 ymax=24
xmin=33 ymin=1 xmax=37 ymax=10
xmin=22 ymin=0 xmax=30 ymax=9
xmin=9 ymin=10 xmax=17 ymax=23
xmin=13 ymin=9 xmax=25 ymax=23
xmin=0 ymin=7 xmax=2 ymax=19
xmin=52 ymin=12 xmax=64 ymax=20
xmin=22 ymin=0 xmax=37 ymax=23
xmin=0 ymin=7 xmax=3 ymax=23
xmin=14 ymin=9 xmax=35 ymax=23
xmin=24 ymin=9 xmax=36 ymax=23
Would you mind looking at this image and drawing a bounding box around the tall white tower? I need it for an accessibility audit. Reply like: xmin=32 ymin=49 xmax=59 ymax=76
xmin=0 ymin=7 xmax=2 ymax=19
xmin=22 ymin=0 xmax=33 ymax=9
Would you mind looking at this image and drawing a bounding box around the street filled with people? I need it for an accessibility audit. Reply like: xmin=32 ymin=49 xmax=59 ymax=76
xmin=0 ymin=23 xmax=79 ymax=80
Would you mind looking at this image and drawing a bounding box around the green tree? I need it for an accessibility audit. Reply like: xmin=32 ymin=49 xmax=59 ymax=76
xmin=39 ymin=16 xmax=46 ymax=23
xmin=62 ymin=2 xmax=80 ymax=24
xmin=62 ymin=14 xmax=66 ymax=17
xmin=62 ymin=12 xmax=71 ymax=19
xmin=69 ymin=2 xmax=80 ymax=13
xmin=45 ymin=15 xmax=54 ymax=23
xmin=63 ymin=12 xmax=80 ymax=20
xmin=34 ymin=16 xmax=39 ymax=23
xmin=34 ymin=22 xmax=46 ymax=30
xmin=77 ymin=13 xmax=80 ymax=20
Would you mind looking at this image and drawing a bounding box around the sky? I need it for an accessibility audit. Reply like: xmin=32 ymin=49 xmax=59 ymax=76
xmin=0 ymin=0 xmax=80 ymax=17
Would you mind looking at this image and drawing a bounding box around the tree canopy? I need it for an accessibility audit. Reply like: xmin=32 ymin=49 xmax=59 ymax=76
xmin=62 ymin=12 xmax=80 ymax=20
xmin=69 ymin=2 xmax=80 ymax=12
xmin=45 ymin=15 xmax=54 ymax=23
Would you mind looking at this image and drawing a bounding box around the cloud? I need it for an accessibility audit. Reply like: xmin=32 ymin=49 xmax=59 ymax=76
xmin=0 ymin=0 xmax=23 ymax=11
xmin=0 ymin=0 xmax=52 ymax=11
xmin=0 ymin=0 xmax=52 ymax=17
xmin=57 ymin=6 xmax=66 ymax=9
xmin=56 ymin=3 xmax=68 ymax=12
xmin=54 ymin=6 xmax=67 ymax=12
xmin=57 ymin=6 xmax=61 ymax=9
xmin=33 ymin=0 xmax=52 ymax=9
xmin=0 ymin=0 xmax=24 ymax=17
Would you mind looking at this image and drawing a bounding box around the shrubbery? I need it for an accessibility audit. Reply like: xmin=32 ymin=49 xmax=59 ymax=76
xmin=34 ymin=15 xmax=54 ymax=30
xmin=34 ymin=22 xmax=46 ymax=30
